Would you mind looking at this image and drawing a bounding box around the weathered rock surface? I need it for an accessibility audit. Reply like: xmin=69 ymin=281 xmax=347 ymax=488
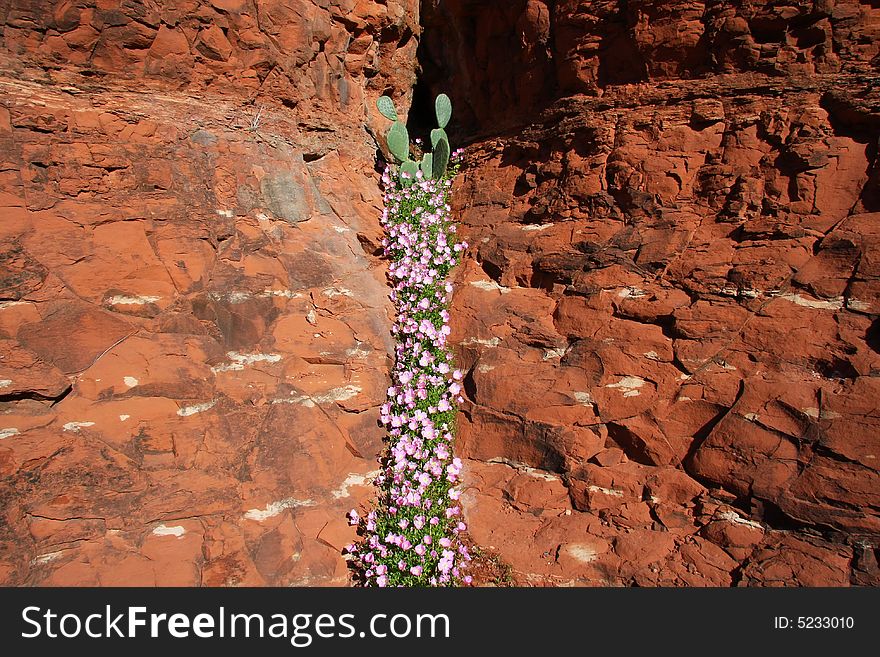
xmin=3 ymin=0 xmax=879 ymax=588
xmin=0 ymin=0 xmax=420 ymax=585
xmin=420 ymin=0 xmax=880 ymax=585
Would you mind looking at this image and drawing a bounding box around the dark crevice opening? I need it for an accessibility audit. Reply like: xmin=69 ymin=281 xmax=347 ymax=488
xmin=0 ymin=384 xmax=72 ymax=406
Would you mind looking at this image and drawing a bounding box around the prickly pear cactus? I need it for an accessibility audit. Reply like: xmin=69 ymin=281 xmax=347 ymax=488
xmin=420 ymin=152 xmax=434 ymax=178
xmin=386 ymin=121 xmax=410 ymax=163
xmin=400 ymin=159 xmax=419 ymax=183
xmin=432 ymin=134 xmax=450 ymax=179
xmin=377 ymin=95 xmax=398 ymax=121
xmin=376 ymin=93 xmax=453 ymax=180
xmin=435 ymin=94 xmax=452 ymax=129
xmin=431 ymin=128 xmax=447 ymax=150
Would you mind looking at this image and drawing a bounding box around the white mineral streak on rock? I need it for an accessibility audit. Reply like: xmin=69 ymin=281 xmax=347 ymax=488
xmin=0 ymin=428 xmax=20 ymax=439
xmin=520 ymin=223 xmax=553 ymax=231
xmin=119 ymin=415 xmax=130 ymax=421
xmin=152 ymin=524 xmax=186 ymax=538
xmin=311 ymin=385 xmax=361 ymax=404
xmin=211 ymin=351 xmax=282 ymax=373
xmin=272 ymin=385 xmax=361 ymax=407
xmin=573 ymin=391 xmax=595 ymax=406
xmin=643 ymin=351 xmax=660 ymax=361
xmin=0 ymin=379 xmax=11 ymax=388
xmin=617 ymin=287 xmax=646 ymax=299
xmin=323 ymin=287 xmax=354 ymax=298
xmin=543 ymin=347 xmax=567 ymax=360
xmin=461 ymin=336 xmax=501 ymax=347
xmin=345 ymin=344 xmax=371 ymax=359
xmin=605 ymin=376 xmax=647 ymax=397
xmin=244 ymin=498 xmax=316 ymax=521
xmin=718 ymin=510 xmax=764 ymax=531
xmin=331 ymin=471 xmax=379 ymax=499
xmin=717 ymin=286 xmax=760 ymax=298
xmin=588 ymin=485 xmax=624 ymax=497
xmin=775 ymin=293 xmax=844 ymax=310
xmin=31 ymin=551 xmax=63 ymax=565
xmin=470 ymin=279 xmax=511 ymax=293
xmin=0 ymin=300 xmax=30 ymax=310
xmin=564 ymin=544 xmax=599 ymax=564
xmin=123 ymin=376 xmax=138 ymax=387
xmin=711 ymin=287 xmax=860 ymax=311
xmin=272 ymin=394 xmax=316 ymax=407
xmin=107 ymin=295 xmax=161 ymax=305
xmin=846 ymin=299 xmax=871 ymax=312
xmin=176 ymin=400 xmax=216 ymax=417
xmin=62 ymin=421 xmax=95 ymax=432
xmin=260 ymin=289 xmax=303 ymax=299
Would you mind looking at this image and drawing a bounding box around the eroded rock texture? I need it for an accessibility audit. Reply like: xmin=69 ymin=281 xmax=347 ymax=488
xmin=420 ymin=0 xmax=880 ymax=585
xmin=0 ymin=0 xmax=420 ymax=585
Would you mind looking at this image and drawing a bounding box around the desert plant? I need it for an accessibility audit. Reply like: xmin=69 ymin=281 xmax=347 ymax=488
xmin=347 ymin=94 xmax=470 ymax=586
xmin=375 ymin=93 xmax=454 ymax=183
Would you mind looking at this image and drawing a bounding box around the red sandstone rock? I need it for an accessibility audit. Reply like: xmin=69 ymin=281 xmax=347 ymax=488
xmin=437 ymin=0 xmax=880 ymax=586
xmin=0 ymin=0 xmax=418 ymax=586
xmin=2 ymin=0 xmax=879 ymax=588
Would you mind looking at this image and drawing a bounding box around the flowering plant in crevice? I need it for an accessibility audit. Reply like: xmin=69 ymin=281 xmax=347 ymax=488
xmin=346 ymin=93 xmax=471 ymax=586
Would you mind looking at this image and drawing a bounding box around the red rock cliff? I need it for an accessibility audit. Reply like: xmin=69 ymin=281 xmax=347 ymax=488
xmin=2 ymin=0 xmax=879 ymax=588
xmin=0 ymin=0 xmax=420 ymax=585
xmin=417 ymin=0 xmax=880 ymax=585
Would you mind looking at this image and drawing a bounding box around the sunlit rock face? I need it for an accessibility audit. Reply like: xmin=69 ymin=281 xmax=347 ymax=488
xmin=0 ymin=0 xmax=421 ymax=586
xmin=2 ymin=0 xmax=878 ymax=588
xmin=420 ymin=0 xmax=880 ymax=586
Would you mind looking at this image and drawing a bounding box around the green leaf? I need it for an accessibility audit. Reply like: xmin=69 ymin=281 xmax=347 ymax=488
xmin=432 ymin=135 xmax=450 ymax=179
xmin=420 ymin=152 xmax=434 ymax=178
xmin=376 ymin=95 xmax=398 ymax=121
xmin=400 ymin=159 xmax=419 ymax=184
xmin=430 ymin=128 xmax=448 ymax=150
xmin=435 ymin=93 xmax=452 ymax=129
xmin=386 ymin=121 xmax=409 ymax=162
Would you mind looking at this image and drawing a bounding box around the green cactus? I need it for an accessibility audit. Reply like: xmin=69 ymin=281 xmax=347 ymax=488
xmin=386 ymin=120 xmax=410 ymax=162
xmin=430 ymin=127 xmax=448 ymax=150
xmin=435 ymin=94 xmax=452 ymax=129
xmin=376 ymin=92 xmax=453 ymax=180
xmin=400 ymin=158 xmax=419 ymax=184
xmin=420 ymin=152 xmax=434 ymax=178
xmin=432 ymin=134 xmax=450 ymax=179
xmin=377 ymin=95 xmax=398 ymax=121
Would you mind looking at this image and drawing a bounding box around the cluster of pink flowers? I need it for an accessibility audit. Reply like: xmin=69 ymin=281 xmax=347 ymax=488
xmin=347 ymin=160 xmax=472 ymax=586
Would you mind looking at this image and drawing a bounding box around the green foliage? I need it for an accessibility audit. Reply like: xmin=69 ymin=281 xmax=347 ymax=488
xmin=435 ymin=93 xmax=452 ymax=129
xmin=420 ymin=152 xmax=434 ymax=178
xmin=430 ymin=127 xmax=447 ymax=150
xmin=377 ymin=92 xmax=454 ymax=180
xmin=387 ymin=120 xmax=410 ymax=162
xmin=432 ymin=134 xmax=450 ymax=179
xmin=376 ymin=95 xmax=398 ymax=121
